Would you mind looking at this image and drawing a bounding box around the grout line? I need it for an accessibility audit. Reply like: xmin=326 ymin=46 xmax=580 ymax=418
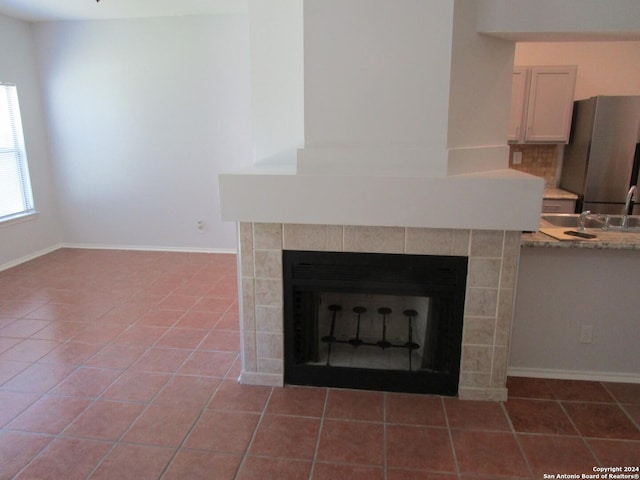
xmin=441 ymin=396 xmax=462 ymax=480
xmin=234 ymin=386 xmax=275 ymax=479
xmin=308 ymin=387 xmax=329 ymax=480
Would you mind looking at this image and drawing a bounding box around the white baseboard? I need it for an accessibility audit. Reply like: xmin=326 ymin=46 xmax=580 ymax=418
xmin=0 ymin=244 xmax=62 ymax=272
xmin=0 ymin=243 xmax=237 ymax=273
xmin=59 ymin=243 xmax=237 ymax=255
xmin=508 ymin=366 xmax=640 ymax=384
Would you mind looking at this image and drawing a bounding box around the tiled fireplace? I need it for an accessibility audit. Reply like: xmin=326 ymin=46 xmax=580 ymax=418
xmin=237 ymin=223 xmax=521 ymax=401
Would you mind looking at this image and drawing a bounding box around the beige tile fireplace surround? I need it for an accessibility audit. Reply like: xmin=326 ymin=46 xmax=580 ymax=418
xmin=237 ymin=222 xmax=521 ymax=401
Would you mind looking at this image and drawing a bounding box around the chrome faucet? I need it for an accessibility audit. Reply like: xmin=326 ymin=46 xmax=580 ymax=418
xmin=578 ymin=210 xmax=591 ymax=231
xmin=621 ymin=185 xmax=637 ymax=229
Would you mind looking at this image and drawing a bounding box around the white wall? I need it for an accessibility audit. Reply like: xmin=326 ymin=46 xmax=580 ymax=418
xmin=302 ymin=0 xmax=454 ymax=175
xmin=515 ymin=41 xmax=640 ymax=100
xmin=449 ymin=0 xmax=514 ymax=149
xmin=32 ymin=15 xmax=252 ymax=251
xmin=0 ymin=15 xmax=61 ymax=269
xmin=510 ymin=247 xmax=640 ymax=382
xmin=248 ymin=0 xmax=303 ymax=165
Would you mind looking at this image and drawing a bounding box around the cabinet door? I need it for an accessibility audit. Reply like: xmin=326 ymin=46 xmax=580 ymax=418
xmin=508 ymin=67 xmax=529 ymax=143
xmin=524 ymin=66 xmax=577 ymax=143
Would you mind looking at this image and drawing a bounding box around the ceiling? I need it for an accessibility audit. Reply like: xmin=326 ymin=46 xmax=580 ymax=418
xmin=0 ymin=0 xmax=248 ymax=22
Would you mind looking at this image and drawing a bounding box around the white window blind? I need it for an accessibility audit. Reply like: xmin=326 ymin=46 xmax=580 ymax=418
xmin=0 ymin=83 xmax=34 ymax=221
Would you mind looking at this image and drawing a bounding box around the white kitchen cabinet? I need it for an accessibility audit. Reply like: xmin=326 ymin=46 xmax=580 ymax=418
xmin=509 ymin=66 xmax=577 ymax=144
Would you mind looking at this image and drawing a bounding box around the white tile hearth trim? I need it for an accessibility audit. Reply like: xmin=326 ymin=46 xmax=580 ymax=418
xmin=237 ymin=223 xmax=521 ymax=401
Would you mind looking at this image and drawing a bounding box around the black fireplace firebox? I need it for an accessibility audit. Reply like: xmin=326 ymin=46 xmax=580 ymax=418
xmin=283 ymin=250 xmax=467 ymax=396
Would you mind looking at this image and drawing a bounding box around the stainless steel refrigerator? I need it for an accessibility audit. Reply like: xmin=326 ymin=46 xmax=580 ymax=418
xmin=560 ymin=95 xmax=640 ymax=215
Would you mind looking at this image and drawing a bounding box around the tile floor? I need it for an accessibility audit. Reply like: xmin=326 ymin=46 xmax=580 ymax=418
xmin=0 ymin=248 xmax=639 ymax=479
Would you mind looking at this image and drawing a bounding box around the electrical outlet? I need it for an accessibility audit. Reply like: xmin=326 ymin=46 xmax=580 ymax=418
xmin=512 ymin=151 xmax=522 ymax=165
xmin=579 ymin=325 xmax=593 ymax=344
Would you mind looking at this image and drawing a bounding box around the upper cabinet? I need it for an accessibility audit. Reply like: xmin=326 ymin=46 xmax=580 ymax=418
xmin=509 ymin=66 xmax=577 ymax=144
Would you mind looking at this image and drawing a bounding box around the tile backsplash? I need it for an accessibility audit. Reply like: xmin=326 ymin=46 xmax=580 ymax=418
xmin=509 ymin=144 xmax=560 ymax=187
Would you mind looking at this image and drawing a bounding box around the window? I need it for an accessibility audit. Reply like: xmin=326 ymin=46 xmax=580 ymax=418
xmin=0 ymin=83 xmax=34 ymax=222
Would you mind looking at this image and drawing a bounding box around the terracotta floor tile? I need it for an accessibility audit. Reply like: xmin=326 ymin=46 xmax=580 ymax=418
xmin=192 ymin=296 xmax=235 ymax=313
xmin=386 ymin=392 xmax=446 ymax=426
xmin=225 ymin=356 xmax=242 ymax=379
xmin=135 ymin=308 xmax=184 ymax=327
xmin=603 ymin=381 xmax=640 ymax=405
xmin=324 ymin=388 xmax=384 ymax=422
xmin=236 ymin=456 xmax=311 ymax=480
xmin=84 ymin=344 xmax=147 ymax=369
xmin=15 ymin=436 xmax=112 ymax=480
xmin=215 ymin=312 xmax=240 ymax=331
xmin=506 ymin=376 xmax=555 ymax=399
xmin=197 ymin=330 xmax=240 ymax=351
xmin=386 ymin=424 xmax=455 ymax=472
xmin=0 ymin=338 xmax=60 ymax=362
xmin=547 ymin=379 xmax=616 ymax=402
xmin=71 ymin=323 xmax=128 ymax=344
xmin=0 ymin=318 xmax=51 ymax=338
xmin=207 ymin=379 xmax=271 ymax=412
xmin=5 ymin=252 xmax=640 ymax=480
xmin=29 ymin=321 xmax=88 ymax=341
xmin=444 ymin=398 xmax=511 ymax=431
xmin=0 ymin=336 xmax=21 ymax=353
xmin=518 ymin=433 xmax=598 ymax=476
xmin=63 ymin=400 xmax=145 ymax=440
xmin=452 ymin=430 xmax=531 ymax=477
xmin=97 ymin=303 xmax=148 ymax=325
xmin=386 ymin=470 xmax=458 ymax=480
xmin=0 ymin=359 xmax=30 ymax=386
xmin=152 ymin=375 xmax=220 ymax=409
xmin=122 ymin=405 xmax=200 ymax=447
xmin=266 ymin=385 xmax=327 ymax=417
xmin=49 ymin=367 xmax=121 ymax=398
xmin=38 ymin=341 xmax=103 ymax=365
xmin=0 ymin=301 xmax=41 ymax=319
xmin=505 ymin=398 xmax=578 ymax=435
xmin=7 ymin=395 xmax=91 ymax=434
xmin=312 ymin=463 xmax=384 ymax=480
xmin=155 ymin=327 xmax=207 ymax=349
xmin=20 ymin=303 xmax=76 ymax=322
xmin=0 ymin=431 xmax=52 ymax=480
xmin=100 ymin=371 xmax=170 ymax=403
xmin=1 ymin=362 xmax=75 ymax=393
xmin=587 ymin=438 xmax=640 ymax=465
xmin=112 ymin=325 xmax=168 ymax=346
xmin=87 ymin=443 xmax=174 ymax=480
xmin=185 ymin=409 xmax=260 ymax=453
xmin=178 ymin=350 xmax=237 ymax=377
xmin=316 ymin=419 xmax=383 ymax=466
xmin=129 ymin=347 xmax=191 ymax=373
xmin=623 ymin=404 xmax=640 ymax=425
xmin=208 ymin=276 xmax=239 ymax=297
xmin=0 ymin=391 xmax=40 ymax=427
xmin=158 ymin=293 xmax=201 ymax=310
xmin=163 ymin=449 xmax=242 ymax=480
xmin=250 ymin=414 xmax=321 ymax=460
xmin=175 ymin=311 xmax=222 ymax=329
xmin=562 ymin=402 xmax=640 ymax=440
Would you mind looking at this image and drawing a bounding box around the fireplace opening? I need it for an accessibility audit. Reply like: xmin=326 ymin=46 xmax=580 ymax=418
xmin=283 ymin=250 xmax=467 ymax=396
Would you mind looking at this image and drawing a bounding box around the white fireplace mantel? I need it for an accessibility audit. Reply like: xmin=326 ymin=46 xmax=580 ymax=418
xmin=219 ymin=164 xmax=544 ymax=232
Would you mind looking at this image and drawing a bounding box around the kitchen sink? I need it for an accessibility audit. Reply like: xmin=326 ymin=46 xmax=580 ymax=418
xmin=601 ymin=215 xmax=640 ymax=231
xmin=540 ymin=214 xmax=605 ymax=229
xmin=541 ymin=214 xmax=640 ymax=231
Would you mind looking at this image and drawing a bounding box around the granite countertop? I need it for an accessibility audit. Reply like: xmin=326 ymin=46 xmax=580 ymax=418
xmin=543 ymin=187 xmax=578 ymax=200
xmin=522 ymin=218 xmax=640 ymax=250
